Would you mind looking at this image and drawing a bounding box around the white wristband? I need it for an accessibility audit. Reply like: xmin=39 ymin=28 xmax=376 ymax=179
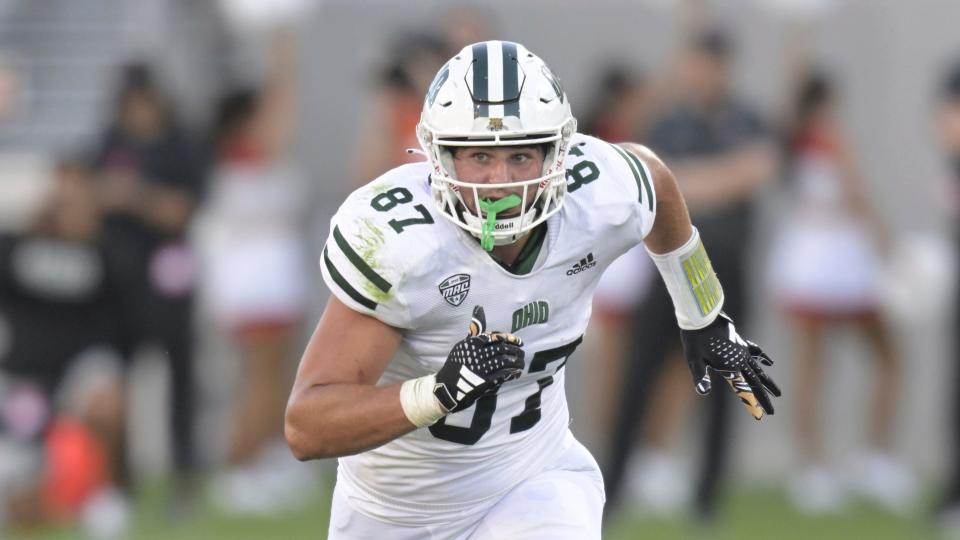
xmin=399 ymin=374 xmax=446 ymax=428
xmin=646 ymin=227 xmax=724 ymax=330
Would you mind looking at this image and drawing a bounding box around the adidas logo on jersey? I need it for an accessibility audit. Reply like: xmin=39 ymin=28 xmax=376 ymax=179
xmin=566 ymin=253 xmax=597 ymax=275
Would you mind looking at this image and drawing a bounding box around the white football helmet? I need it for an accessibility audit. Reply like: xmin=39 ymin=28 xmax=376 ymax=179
xmin=417 ymin=41 xmax=577 ymax=249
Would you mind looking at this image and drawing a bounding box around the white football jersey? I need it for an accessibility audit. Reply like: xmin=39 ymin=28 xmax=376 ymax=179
xmin=320 ymin=133 xmax=656 ymax=525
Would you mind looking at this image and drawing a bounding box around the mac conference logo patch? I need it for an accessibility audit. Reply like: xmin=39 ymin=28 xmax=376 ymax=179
xmin=439 ymin=273 xmax=471 ymax=307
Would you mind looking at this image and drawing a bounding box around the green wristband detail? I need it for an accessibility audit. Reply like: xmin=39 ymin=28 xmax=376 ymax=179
xmin=680 ymin=241 xmax=723 ymax=316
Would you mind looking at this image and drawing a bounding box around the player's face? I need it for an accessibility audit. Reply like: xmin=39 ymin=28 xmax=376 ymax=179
xmin=452 ymin=146 xmax=545 ymax=216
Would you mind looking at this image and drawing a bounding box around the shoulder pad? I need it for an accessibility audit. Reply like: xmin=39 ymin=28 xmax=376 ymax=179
xmin=565 ymin=135 xmax=657 ymax=240
xmin=320 ymin=166 xmax=436 ymax=328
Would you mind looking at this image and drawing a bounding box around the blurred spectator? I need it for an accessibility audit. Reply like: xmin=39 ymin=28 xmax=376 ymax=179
xmin=0 ymin=53 xmax=48 ymax=234
xmin=89 ymin=63 xmax=204 ymax=496
xmin=580 ymin=64 xmax=658 ymax=448
xmin=770 ymin=70 xmax=914 ymax=514
xmin=350 ymin=31 xmax=448 ymax=186
xmin=937 ymin=58 xmax=960 ymax=535
xmin=581 ymin=65 xmax=654 ymax=143
xmin=603 ymin=26 xmax=778 ymax=522
xmin=0 ymin=159 xmax=129 ymax=535
xmin=0 ymin=52 xmax=23 ymax=124
xmin=200 ymin=28 xmax=313 ymax=516
xmin=440 ymin=4 xmax=495 ymax=54
xmin=0 ymin=160 xmax=113 ymax=397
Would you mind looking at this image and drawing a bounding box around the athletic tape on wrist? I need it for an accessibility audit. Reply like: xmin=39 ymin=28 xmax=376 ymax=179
xmin=647 ymin=227 xmax=724 ymax=330
xmin=399 ymin=374 xmax=446 ymax=428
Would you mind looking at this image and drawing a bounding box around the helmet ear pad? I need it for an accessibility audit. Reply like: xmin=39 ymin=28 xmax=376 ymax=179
xmin=437 ymin=146 xmax=459 ymax=181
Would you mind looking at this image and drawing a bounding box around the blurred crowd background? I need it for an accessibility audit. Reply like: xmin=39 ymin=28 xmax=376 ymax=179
xmin=0 ymin=0 xmax=959 ymax=538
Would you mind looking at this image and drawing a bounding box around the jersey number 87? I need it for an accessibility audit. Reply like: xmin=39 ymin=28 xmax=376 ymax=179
xmin=370 ymin=187 xmax=434 ymax=234
xmin=429 ymin=336 xmax=582 ymax=445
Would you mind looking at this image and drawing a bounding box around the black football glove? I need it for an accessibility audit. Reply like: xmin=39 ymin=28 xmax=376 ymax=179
xmin=433 ymin=306 xmax=525 ymax=413
xmin=680 ymin=312 xmax=781 ymax=420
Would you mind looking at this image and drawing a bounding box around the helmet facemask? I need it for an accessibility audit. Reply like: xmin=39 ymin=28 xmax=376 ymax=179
xmin=426 ymin=133 xmax=572 ymax=250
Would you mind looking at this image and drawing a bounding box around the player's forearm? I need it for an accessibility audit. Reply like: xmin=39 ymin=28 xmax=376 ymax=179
xmin=284 ymin=382 xmax=416 ymax=460
xmin=668 ymin=143 xmax=777 ymax=208
xmin=640 ymin=144 xmax=723 ymax=330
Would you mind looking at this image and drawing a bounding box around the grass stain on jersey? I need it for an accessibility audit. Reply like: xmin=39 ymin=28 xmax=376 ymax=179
xmin=354 ymin=218 xmax=394 ymax=303
xmin=370 ymin=182 xmax=394 ymax=195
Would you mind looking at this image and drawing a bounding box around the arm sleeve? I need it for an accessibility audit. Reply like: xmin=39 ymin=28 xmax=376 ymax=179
xmin=319 ymin=193 xmax=412 ymax=329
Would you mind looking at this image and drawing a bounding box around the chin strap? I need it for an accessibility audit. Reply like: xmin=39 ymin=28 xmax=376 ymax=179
xmin=478 ymin=195 xmax=522 ymax=251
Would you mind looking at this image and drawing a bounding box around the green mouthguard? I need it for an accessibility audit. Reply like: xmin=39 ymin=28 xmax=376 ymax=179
xmin=478 ymin=194 xmax=522 ymax=252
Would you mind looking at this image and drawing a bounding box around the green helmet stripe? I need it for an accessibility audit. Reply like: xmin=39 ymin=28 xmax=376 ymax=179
xmin=471 ymin=42 xmax=489 ymax=118
xmin=502 ymin=41 xmax=520 ymax=118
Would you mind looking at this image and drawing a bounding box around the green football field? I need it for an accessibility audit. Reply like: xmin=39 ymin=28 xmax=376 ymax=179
xmin=6 ymin=481 xmax=946 ymax=540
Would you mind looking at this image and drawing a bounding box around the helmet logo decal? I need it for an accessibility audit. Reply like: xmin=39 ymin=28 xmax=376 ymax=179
xmin=438 ymin=273 xmax=471 ymax=307
xmin=487 ymin=118 xmax=504 ymax=131
xmin=426 ymin=63 xmax=450 ymax=107
xmin=541 ymin=65 xmax=564 ymax=103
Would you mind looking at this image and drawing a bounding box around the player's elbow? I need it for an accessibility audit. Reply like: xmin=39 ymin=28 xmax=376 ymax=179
xmin=284 ymin=422 xmax=314 ymax=462
xmin=284 ymin=398 xmax=332 ymax=461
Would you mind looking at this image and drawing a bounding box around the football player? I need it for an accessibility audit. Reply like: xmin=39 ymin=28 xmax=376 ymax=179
xmin=285 ymin=41 xmax=780 ymax=539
